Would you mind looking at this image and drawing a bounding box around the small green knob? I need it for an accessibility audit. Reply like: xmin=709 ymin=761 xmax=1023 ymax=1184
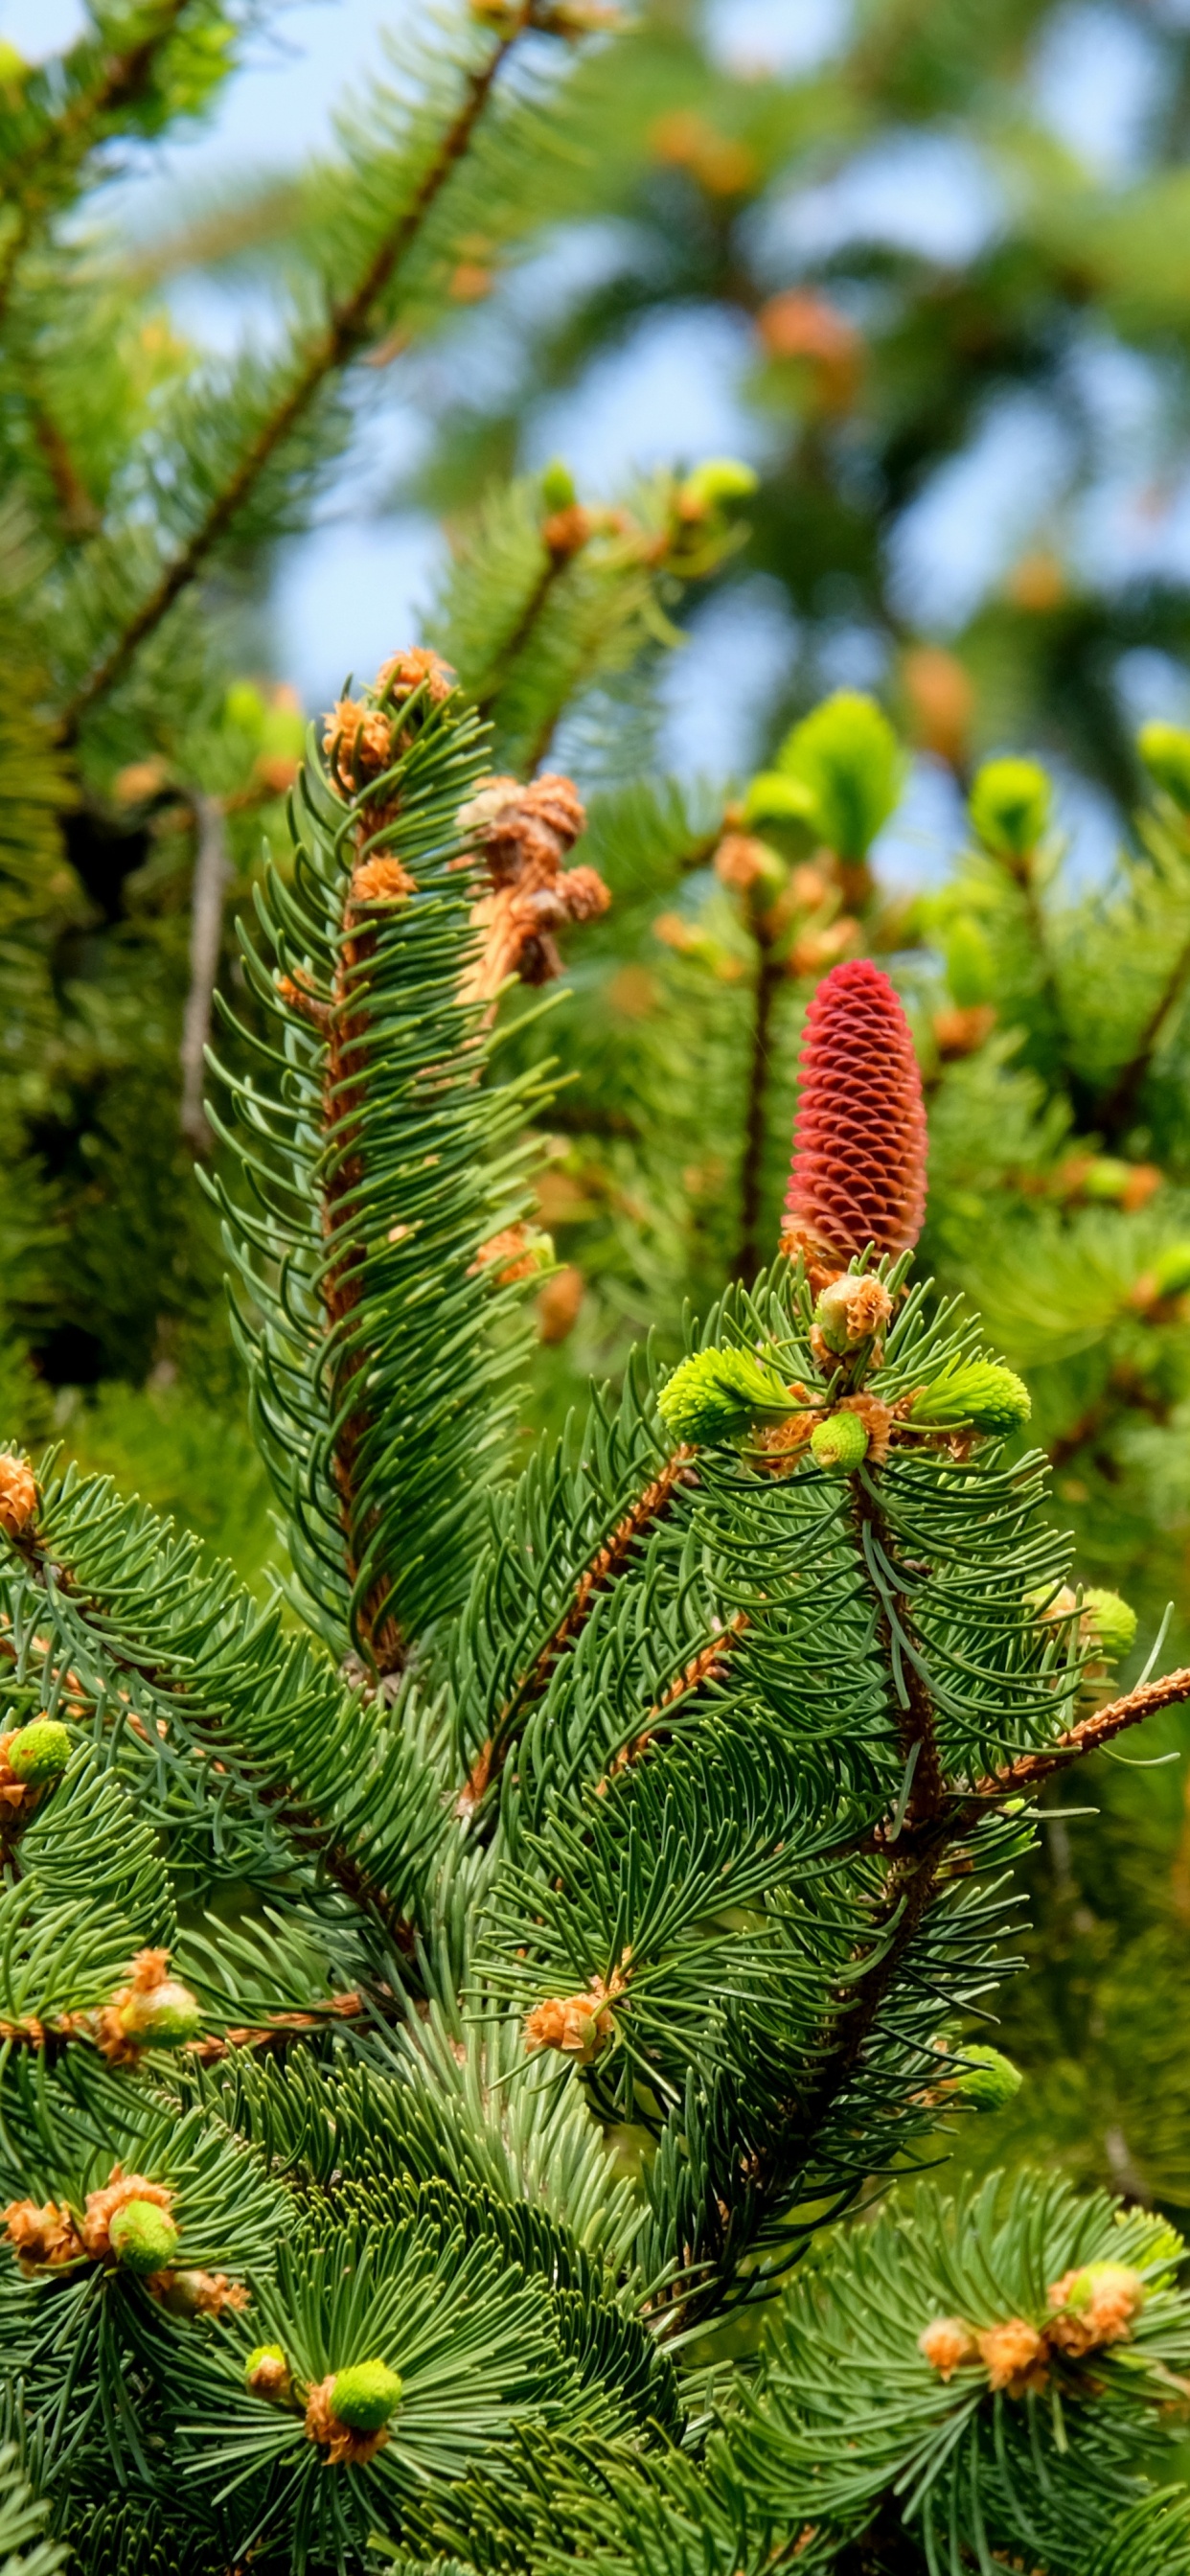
xmin=118 ymin=1978 xmax=203 ymax=2049
xmin=810 ymin=1411 xmax=868 ymax=1470
xmin=108 ymin=2200 xmax=178 ymax=2274
xmin=330 ymin=2359 xmax=403 ymax=2431
xmin=969 ymin=756 xmax=1051 ymax=859
xmin=7 ymin=1719 xmax=71 ymax=1784
xmin=950 ymin=2045 xmax=1022 ymax=2111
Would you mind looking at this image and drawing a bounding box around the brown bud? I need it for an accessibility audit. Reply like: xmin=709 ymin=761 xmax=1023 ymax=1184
xmin=0 ymin=1456 xmax=36 ymax=1540
xmin=542 ymin=504 xmax=593 ymax=562
xmin=537 ymin=1265 xmax=584 ymax=1344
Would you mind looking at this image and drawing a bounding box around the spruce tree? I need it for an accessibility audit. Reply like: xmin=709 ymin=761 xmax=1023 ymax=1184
xmin=2 ymin=653 xmax=1190 ymax=2572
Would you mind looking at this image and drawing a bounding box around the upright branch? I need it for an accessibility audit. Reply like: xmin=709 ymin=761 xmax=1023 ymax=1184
xmin=213 ymin=648 xmax=607 ymax=1670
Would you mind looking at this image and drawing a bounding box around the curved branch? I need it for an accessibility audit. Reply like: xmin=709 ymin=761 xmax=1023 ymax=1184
xmin=969 ymin=1663 xmax=1190 ymax=1806
xmin=0 ymin=0 xmax=194 ymax=334
xmin=60 ymin=14 xmax=530 ymax=733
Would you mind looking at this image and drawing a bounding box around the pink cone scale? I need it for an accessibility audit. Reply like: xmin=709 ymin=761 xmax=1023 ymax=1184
xmin=785 ymin=960 xmax=927 ymax=1265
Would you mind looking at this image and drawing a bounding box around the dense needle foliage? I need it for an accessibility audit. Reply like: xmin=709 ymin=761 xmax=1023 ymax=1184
xmin=1 ymin=653 xmax=1190 ymax=2574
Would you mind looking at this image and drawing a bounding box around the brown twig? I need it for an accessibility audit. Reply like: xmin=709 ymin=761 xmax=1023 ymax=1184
xmin=966 ymin=1664 xmax=1190 ymax=1806
xmin=501 ymin=1443 xmax=694 ymax=1716
xmin=1098 ymin=932 xmax=1190 ymax=1141
xmin=852 ymin=1479 xmax=946 ymax=1827
xmin=735 ymin=928 xmax=781 ymax=1281
xmin=318 ymin=890 xmax=405 ymax=1677
xmin=458 ymin=1443 xmax=698 ymax=1814
xmin=474 ymin=547 xmax=571 ymax=723
xmin=179 ymin=792 xmax=229 ymax=1150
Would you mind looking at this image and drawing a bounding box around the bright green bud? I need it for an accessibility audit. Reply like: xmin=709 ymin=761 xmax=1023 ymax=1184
xmin=540 ymin=457 xmax=577 ymax=512
xmin=680 ymin=456 xmax=758 ymax=512
xmin=775 ymin=691 xmax=904 ymax=862
xmin=968 ymin=756 xmax=1050 ymax=860
xmin=658 ymin=1346 xmax=794 ymax=1444
xmin=330 ymin=2359 xmax=403 ymax=2431
xmin=944 ymin=915 xmax=995 ymax=1008
xmin=742 ymin=770 xmax=818 ymax=828
xmin=909 ymin=1362 xmax=1031 ymax=1436
xmin=1080 ymin=1156 xmax=1133 ymax=1203
xmin=1138 ymin=720 xmax=1190 ymax=813
xmin=7 ymin=1719 xmax=71 ymax=1785
xmin=1082 ymin=1588 xmax=1137 ymax=1664
xmin=950 ymin=2044 xmax=1022 ymax=2111
xmin=810 ymin=1411 xmax=868 ymax=1470
xmin=1153 ymin=1241 xmax=1190 ymax=1300
xmin=108 ymin=2200 xmax=178 ymax=2274
xmin=0 ymin=42 xmax=28 ymax=86
xmin=224 ymin=678 xmax=268 ymax=740
xmin=118 ymin=1978 xmax=203 ymax=2049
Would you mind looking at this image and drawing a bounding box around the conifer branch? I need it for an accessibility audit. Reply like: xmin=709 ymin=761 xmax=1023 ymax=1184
xmin=853 ymin=1477 xmax=945 ymax=1827
xmin=25 ymin=380 xmax=99 ymax=539
xmin=971 ymin=1663 xmax=1190 ymax=1803
xmin=461 ymin=1440 xmax=697 ymax=1809
xmin=6 ymin=1507 xmax=419 ymax=1950
xmin=60 ymin=12 xmax=535 ymax=733
xmin=473 ymin=528 xmax=587 ymax=726
xmin=1098 ymin=931 xmax=1190 ymax=1139
xmin=0 ymin=0 xmax=195 ymax=332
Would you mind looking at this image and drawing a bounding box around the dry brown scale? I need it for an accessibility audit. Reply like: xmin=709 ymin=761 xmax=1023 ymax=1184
xmin=304 ymin=2376 xmax=390 ymax=2468
xmin=920 ymin=2261 xmax=1147 ymax=2399
xmin=459 ymin=773 xmax=609 ymax=1001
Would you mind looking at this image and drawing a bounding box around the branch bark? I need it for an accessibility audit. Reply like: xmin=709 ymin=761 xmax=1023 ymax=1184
xmin=179 ymin=791 xmax=229 ymax=1151
xmin=968 ymin=1663 xmax=1190 ymax=1805
xmin=735 ymin=928 xmax=781 ymax=1283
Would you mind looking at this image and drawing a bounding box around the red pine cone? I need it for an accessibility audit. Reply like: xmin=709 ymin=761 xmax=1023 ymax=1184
xmin=784 ymin=958 xmax=927 ymax=1268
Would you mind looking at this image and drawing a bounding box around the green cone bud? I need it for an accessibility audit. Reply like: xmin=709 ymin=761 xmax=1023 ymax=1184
xmin=680 ymin=456 xmax=758 ymax=512
xmin=118 ymin=1978 xmax=203 ymax=2049
xmin=909 ymin=1362 xmax=1031 ymax=1436
xmin=658 ymin=1346 xmax=794 ymax=1444
xmin=1064 ymin=2260 xmax=1145 ymax=2318
xmin=1081 ymin=1588 xmax=1137 ymax=1665
xmin=969 ymin=756 xmax=1050 ymax=860
xmin=1153 ymin=1241 xmax=1190 ymax=1300
xmin=1080 ymin=1156 xmax=1134 ymax=1204
xmin=945 ymin=915 xmax=995 ymax=1008
xmin=540 ymin=457 xmax=576 ymax=512
xmin=329 ymin=2359 xmax=403 ymax=2431
xmin=1138 ymin=720 xmax=1190 ymax=813
xmin=7 ymin=1718 xmax=71 ymax=1784
xmin=810 ymin=1412 xmax=868 ymax=1470
xmin=950 ymin=2044 xmax=1022 ymax=2111
xmin=245 ymin=2342 xmax=292 ymax=2399
xmin=742 ymin=770 xmax=818 ymax=828
xmin=108 ymin=2200 xmax=178 ymax=2274
xmin=774 ymin=691 xmax=904 ymax=861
